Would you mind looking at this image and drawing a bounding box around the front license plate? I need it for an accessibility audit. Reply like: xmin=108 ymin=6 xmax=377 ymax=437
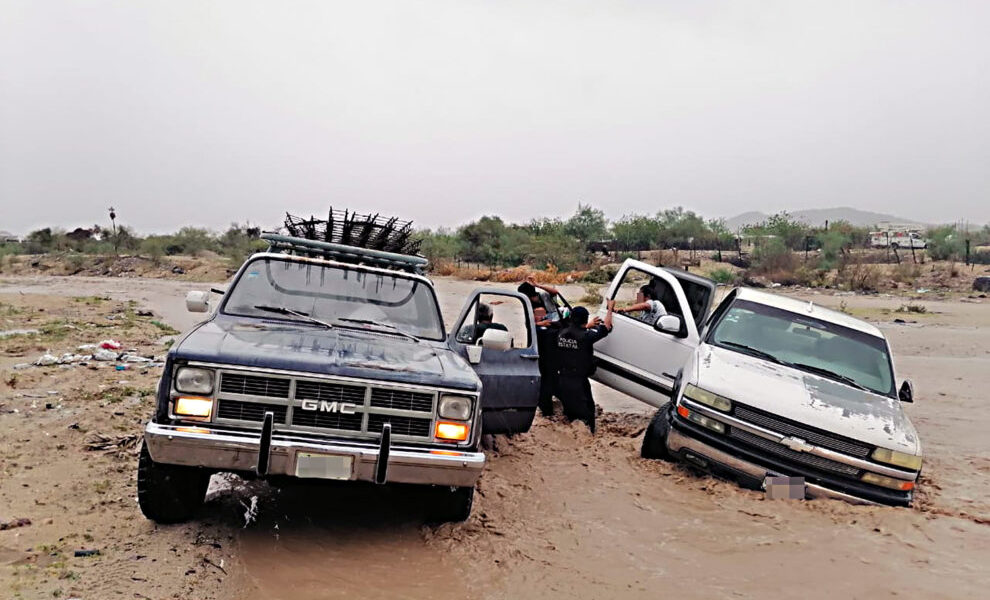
xmin=295 ymin=453 xmax=354 ymax=480
xmin=764 ymin=475 xmax=806 ymax=500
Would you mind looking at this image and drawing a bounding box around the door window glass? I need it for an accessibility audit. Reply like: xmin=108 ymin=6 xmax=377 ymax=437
xmin=456 ymin=294 xmax=531 ymax=349
xmin=611 ymin=267 xmax=678 ymax=324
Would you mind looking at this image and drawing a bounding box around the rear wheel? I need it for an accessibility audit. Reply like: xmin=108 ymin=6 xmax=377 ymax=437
xmin=137 ymin=441 xmax=210 ymax=523
xmin=428 ymin=486 xmax=475 ymax=523
xmin=641 ymin=404 xmax=673 ymax=461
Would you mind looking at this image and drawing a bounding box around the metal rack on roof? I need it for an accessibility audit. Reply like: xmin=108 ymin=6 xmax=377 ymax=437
xmin=262 ymin=210 xmax=428 ymax=274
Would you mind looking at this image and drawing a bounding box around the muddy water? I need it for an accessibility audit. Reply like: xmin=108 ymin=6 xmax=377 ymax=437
xmin=234 ymin=484 xmax=471 ymax=599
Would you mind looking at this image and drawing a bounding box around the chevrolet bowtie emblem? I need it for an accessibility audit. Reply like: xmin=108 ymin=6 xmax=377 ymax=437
xmin=781 ymin=436 xmax=813 ymax=453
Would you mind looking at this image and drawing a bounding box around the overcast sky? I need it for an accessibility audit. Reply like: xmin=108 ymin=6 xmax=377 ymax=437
xmin=1 ymin=0 xmax=988 ymax=235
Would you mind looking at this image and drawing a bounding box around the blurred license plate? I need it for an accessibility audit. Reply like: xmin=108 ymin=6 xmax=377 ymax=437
xmin=764 ymin=475 xmax=805 ymax=500
xmin=295 ymin=453 xmax=353 ymax=480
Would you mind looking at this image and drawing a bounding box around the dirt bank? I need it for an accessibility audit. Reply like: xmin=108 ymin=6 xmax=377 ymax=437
xmin=1 ymin=275 xmax=988 ymax=599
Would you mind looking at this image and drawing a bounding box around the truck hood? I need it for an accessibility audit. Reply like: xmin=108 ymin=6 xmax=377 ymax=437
xmin=694 ymin=344 xmax=920 ymax=455
xmin=171 ymin=316 xmax=480 ymax=391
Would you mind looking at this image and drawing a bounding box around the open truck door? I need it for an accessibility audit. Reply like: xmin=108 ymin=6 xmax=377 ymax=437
xmin=449 ymin=288 xmax=541 ymax=434
xmin=592 ymin=259 xmax=716 ymax=407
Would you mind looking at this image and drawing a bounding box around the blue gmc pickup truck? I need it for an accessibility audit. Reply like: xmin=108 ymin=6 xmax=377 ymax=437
xmin=137 ymin=228 xmax=541 ymax=523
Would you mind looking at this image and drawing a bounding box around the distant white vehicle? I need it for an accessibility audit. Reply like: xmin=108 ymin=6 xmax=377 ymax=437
xmin=0 ymin=230 xmax=19 ymax=244
xmin=869 ymin=230 xmax=927 ymax=250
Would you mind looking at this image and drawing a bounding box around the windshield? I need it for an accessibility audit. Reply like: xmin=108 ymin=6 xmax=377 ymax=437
xmin=709 ymin=299 xmax=895 ymax=396
xmin=222 ymin=257 xmax=445 ymax=341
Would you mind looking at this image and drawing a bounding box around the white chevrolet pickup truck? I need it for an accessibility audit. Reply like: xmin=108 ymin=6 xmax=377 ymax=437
xmin=593 ymin=260 xmax=922 ymax=506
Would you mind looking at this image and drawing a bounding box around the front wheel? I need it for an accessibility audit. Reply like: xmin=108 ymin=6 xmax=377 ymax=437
xmin=428 ymin=486 xmax=475 ymax=523
xmin=641 ymin=404 xmax=673 ymax=461
xmin=137 ymin=441 xmax=210 ymax=524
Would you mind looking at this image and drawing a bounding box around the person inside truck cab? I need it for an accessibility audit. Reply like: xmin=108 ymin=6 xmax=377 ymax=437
xmin=614 ymin=284 xmax=667 ymax=324
xmin=457 ymin=302 xmax=508 ymax=344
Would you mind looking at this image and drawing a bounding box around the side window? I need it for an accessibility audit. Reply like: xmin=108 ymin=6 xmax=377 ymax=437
xmin=610 ymin=268 xmax=679 ymax=324
xmin=455 ymin=294 xmax=531 ymax=349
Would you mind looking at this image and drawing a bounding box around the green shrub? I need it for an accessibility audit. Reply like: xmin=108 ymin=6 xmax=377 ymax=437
xmin=708 ymin=267 xmax=735 ymax=284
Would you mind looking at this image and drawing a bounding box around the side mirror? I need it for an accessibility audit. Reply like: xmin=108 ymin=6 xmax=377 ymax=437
xmin=479 ymin=328 xmax=512 ymax=351
xmin=186 ymin=290 xmax=210 ymax=313
xmin=654 ymin=314 xmax=682 ymax=336
xmin=898 ymin=380 xmax=914 ymax=403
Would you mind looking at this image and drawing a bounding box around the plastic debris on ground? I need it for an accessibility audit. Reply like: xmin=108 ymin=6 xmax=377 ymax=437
xmin=99 ymin=339 xmax=122 ymax=350
xmin=92 ymin=348 xmax=119 ymax=361
xmin=34 ymin=353 xmax=59 ymax=366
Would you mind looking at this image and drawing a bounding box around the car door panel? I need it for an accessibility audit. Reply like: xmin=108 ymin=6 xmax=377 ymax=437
xmin=449 ymin=288 xmax=541 ymax=434
xmin=592 ymin=259 xmax=710 ymax=406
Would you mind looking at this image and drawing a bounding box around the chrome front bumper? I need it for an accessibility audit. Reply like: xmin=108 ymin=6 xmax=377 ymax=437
xmin=144 ymin=422 xmax=485 ymax=488
xmin=666 ymin=425 xmax=879 ymax=505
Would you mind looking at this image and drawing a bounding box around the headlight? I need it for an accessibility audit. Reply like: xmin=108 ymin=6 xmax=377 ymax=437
xmin=861 ymin=471 xmax=915 ymax=491
xmin=175 ymin=367 xmax=215 ymax=395
xmin=438 ymin=395 xmax=473 ymax=420
xmin=683 ymin=384 xmax=732 ymax=412
xmin=872 ymin=447 xmax=923 ymax=471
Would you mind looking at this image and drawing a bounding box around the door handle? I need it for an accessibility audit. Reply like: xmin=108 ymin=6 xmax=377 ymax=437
xmin=662 ymin=372 xmax=676 ymax=379
xmin=521 ymin=353 xmax=540 ymax=360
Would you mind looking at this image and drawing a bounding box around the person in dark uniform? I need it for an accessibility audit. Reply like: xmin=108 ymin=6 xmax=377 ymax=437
xmin=534 ymin=306 xmax=564 ymax=416
xmin=553 ymin=300 xmax=614 ymax=433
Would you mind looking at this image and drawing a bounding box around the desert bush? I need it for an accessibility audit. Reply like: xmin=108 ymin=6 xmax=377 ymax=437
xmin=837 ymin=262 xmax=882 ymax=292
xmin=579 ymin=285 xmax=603 ymax=305
xmin=896 ymin=303 xmax=927 ymax=314
xmin=581 ymin=264 xmax=620 ymax=284
xmin=926 ymin=226 xmax=964 ymax=261
xmin=708 ymin=267 xmax=735 ymax=285
xmin=64 ymin=253 xmax=87 ymax=273
xmin=751 ymin=237 xmax=797 ymax=274
xmin=892 ymin=262 xmax=921 ymax=284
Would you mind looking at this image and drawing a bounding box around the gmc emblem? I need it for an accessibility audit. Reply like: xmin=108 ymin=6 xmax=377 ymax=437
xmin=299 ymin=399 xmax=358 ymax=414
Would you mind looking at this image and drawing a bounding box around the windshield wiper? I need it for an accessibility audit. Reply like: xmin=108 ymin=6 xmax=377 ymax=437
xmin=253 ymin=305 xmax=334 ymax=330
xmin=719 ymin=341 xmax=786 ymax=365
xmin=788 ymin=363 xmax=873 ymax=392
xmin=336 ymin=318 xmax=420 ymax=343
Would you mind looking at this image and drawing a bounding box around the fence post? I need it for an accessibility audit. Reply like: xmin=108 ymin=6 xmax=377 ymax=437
xmin=966 ymin=239 xmax=971 ymax=266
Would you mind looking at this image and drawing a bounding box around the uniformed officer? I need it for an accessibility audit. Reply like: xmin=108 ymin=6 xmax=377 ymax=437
xmin=553 ymin=300 xmax=614 ymax=433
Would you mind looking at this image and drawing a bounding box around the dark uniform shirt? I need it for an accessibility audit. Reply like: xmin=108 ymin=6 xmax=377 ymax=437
xmin=554 ymin=323 xmax=611 ymax=377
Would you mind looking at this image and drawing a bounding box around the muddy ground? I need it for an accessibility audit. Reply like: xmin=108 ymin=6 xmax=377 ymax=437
xmin=0 ymin=274 xmax=988 ymax=599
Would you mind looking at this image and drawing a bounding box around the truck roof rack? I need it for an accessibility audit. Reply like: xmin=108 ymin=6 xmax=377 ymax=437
xmin=262 ymin=210 xmax=428 ymax=274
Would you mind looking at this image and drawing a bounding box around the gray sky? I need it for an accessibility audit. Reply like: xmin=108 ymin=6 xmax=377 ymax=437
xmin=1 ymin=0 xmax=988 ymax=235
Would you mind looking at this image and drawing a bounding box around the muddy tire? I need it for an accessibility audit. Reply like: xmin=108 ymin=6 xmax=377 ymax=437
xmin=137 ymin=441 xmax=210 ymax=524
xmin=428 ymin=486 xmax=475 ymax=523
xmin=641 ymin=404 xmax=673 ymax=461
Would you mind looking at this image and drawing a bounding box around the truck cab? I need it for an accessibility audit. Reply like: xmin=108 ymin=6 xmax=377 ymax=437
xmin=138 ymin=233 xmax=541 ymax=524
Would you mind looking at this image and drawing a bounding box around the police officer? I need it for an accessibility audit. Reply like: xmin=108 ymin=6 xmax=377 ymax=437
xmin=553 ymin=300 xmax=614 ymax=433
xmin=534 ymin=306 xmax=563 ymax=416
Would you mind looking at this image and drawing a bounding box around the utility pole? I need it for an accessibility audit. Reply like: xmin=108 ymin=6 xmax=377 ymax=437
xmin=108 ymin=207 xmax=118 ymax=255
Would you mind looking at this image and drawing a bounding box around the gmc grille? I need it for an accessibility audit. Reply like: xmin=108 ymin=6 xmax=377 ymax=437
xmin=214 ymin=371 xmax=441 ymax=442
xmin=370 ymin=388 xmax=433 ymax=412
xmin=217 ymin=399 xmax=288 ymax=424
xmin=219 ymin=373 xmax=290 ymax=398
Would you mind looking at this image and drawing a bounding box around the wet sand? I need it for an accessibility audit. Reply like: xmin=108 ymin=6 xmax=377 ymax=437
xmin=1 ymin=274 xmax=987 ymax=598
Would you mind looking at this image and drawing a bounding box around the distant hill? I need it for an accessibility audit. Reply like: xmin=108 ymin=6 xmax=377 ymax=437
xmin=724 ymin=207 xmax=926 ymax=232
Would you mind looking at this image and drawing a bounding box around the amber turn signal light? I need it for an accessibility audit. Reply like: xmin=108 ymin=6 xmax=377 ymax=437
xmin=175 ymin=396 xmax=213 ymax=418
xmin=435 ymin=421 xmax=469 ymax=442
